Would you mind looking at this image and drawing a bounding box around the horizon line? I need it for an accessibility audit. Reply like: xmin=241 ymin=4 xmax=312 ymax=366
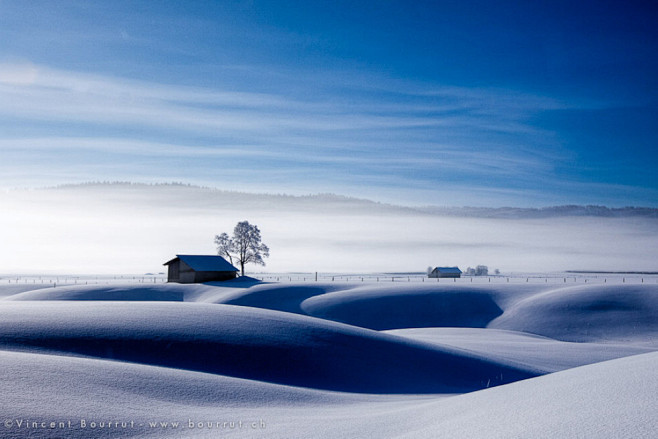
xmin=5 ymin=180 xmax=658 ymax=212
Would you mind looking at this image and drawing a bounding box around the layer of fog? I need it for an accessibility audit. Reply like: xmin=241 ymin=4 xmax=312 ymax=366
xmin=1 ymin=183 xmax=657 ymax=274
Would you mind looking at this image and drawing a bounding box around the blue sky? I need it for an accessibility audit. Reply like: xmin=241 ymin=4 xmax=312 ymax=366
xmin=1 ymin=0 xmax=657 ymax=207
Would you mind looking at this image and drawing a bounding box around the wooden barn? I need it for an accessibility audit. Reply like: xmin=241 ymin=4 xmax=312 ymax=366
xmin=428 ymin=267 xmax=462 ymax=278
xmin=164 ymin=255 xmax=239 ymax=283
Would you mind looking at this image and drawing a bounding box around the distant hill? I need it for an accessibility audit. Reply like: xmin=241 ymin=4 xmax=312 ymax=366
xmin=38 ymin=182 xmax=658 ymax=219
xmin=420 ymin=205 xmax=658 ymax=219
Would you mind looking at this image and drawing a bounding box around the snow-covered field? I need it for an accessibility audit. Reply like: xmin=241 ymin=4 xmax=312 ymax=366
xmin=0 ymin=276 xmax=656 ymax=438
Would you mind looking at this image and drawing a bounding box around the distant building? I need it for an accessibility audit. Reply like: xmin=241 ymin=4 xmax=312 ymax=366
xmin=164 ymin=255 xmax=239 ymax=283
xmin=428 ymin=267 xmax=462 ymax=278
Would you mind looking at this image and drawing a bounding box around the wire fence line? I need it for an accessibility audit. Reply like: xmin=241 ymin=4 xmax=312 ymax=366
xmin=1 ymin=273 xmax=656 ymax=287
xmin=0 ymin=275 xmax=167 ymax=288
xmin=254 ymin=273 xmax=657 ymax=285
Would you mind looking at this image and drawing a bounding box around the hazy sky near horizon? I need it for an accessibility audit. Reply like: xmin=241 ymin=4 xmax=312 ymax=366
xmin=3 ymin=186 xmax=658 ymax=274
xmin=1 ymin=1 xmax=657 ymax=207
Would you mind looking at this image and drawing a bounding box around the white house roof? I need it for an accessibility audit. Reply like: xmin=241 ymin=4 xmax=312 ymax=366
xmin=164 ymin=255 xmax=238 ymax=272
xmin=433 ymin=267 xmax=462 ymax=273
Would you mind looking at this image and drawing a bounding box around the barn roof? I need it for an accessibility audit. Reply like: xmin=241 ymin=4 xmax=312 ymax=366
xmin=164 ymin=255 xmax=238 ymax=272
xmin=433 ymin=267 xmax=462 ymax=274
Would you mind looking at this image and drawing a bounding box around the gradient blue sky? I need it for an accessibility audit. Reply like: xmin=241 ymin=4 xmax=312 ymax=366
xmin=1 ymin=0 xmax=656 ymax=206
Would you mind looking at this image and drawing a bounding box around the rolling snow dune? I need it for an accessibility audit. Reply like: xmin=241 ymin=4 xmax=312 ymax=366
xmin=0 ymin=280 xmax=656 ymax=438
xmin=0 ymin=301 xmax=539 ymax=393
xmin=385 ymin=327 xmax=653 ymax=372
xmin=216 ymin=283 xmax=344 ymax=313
xmin=1 ymin=281 xmax=253 ymax=302
xmin=0 ymin=284 xmax=52 ymax=298
xmin=0 ymin=349 xmax=389 ymax=439
xmin=211 ymin=283 xmax=549 ymax=329
xmin=239 ymin=352 xmax=658 ymax=439
xmin=355 ymin=351 xmax=658 ymax=439
xmin=0 ymin=349 xmax=655 ymax=438
xmin=489 ymin=284 xmax=658 ymax=345
xmin=300 ymin=285 xmax=504 ymax=330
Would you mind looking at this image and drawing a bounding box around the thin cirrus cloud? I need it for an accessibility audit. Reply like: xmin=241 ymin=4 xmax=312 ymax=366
xmin=0 ymin=62 xmax=599 ymax=204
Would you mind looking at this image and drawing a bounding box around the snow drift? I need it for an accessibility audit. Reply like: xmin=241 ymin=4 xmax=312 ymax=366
xmin=0 ymin=301 xmax=538 ymax=393
xmin=489 ymin=284 xmax=658 ymax=345
xmin=0 ymin=278 xmax=656 ymax=438
xmin=300 ymin=285 xmax=504 ymax=330
xmin=0 ymin=349 xmax=655 ymax=438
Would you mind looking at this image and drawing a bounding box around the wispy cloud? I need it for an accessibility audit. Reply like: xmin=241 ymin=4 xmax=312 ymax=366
xmin=0 ymin=62 xmax=570 ymax=133
xmin=0 ymin=62 xmax=625 ymax=205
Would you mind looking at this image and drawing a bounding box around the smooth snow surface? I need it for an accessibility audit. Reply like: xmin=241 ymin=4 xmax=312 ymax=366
xmin=489 ymin=284 xmax=658 ymax=345
xmin=0 ymin=280 xmax=656 ymax=438
xmin=385 ymin=327 xmax=653 ymax=372
xmin=0 ymin=302 xmax=538 ymax=393
xmin=300 ymin=285 xmax=504 ymax=330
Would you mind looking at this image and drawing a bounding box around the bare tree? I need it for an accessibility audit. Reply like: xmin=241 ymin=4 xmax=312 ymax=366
xmin=475 ymin=265 xmax=489 ymax=276
xmin=214 ymin=232 xmax=234 ymax=265
xmin=214 ymin=221 xmax=270 ymax=276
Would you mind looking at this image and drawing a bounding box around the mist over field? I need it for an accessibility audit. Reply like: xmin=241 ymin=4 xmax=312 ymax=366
xmin=1 ymin=183 xmax=656 ymax=275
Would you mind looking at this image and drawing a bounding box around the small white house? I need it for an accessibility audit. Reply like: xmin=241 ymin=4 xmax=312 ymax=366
xmin=428 ymin=267 xmax=462 ymax=278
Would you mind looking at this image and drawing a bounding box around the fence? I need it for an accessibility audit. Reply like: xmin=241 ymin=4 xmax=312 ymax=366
xmin=253 ymin=273 xmax=658 ymax=285
xmin=0 ymin=274 xmax=168 ymax=288
xmin=1 ymin=273 xmax=656 ymax=287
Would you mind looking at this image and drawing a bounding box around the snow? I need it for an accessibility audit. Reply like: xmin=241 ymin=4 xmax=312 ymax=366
xmin=3 ymin=283 xmax=212 ymax=302
xmin=0 ymin=279 xmax=656 ymax=438
xmin=385 ymin=327 xmax=653 ymax=372
xmin=0 ymin=301 xmax=538 ymax=393
xmin=489 ymin=284 xmax=658 ymax=345
xmin=299 ymin=285 xmax=504 ymax=330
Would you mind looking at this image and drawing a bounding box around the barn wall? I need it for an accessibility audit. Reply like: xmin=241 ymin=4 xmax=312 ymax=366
xmin=429 ymin=271 xmax=461 ymax=278
xmin=166 ymin=259 xmax=194 ymax=283
xmin=167 ymin=260 xmax=180 ymax=282
xmin=193 ymin=271 xmax=238 ymax=283
xmin=167 ymin=258 xmax=238 ymax=283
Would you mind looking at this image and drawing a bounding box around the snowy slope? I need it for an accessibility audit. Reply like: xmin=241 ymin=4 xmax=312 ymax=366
xmin=3 ymin=282 xmax=227 ymax=302
xmin=0 ymin=349 xmax=655 ymax=438
xmin=215 ymin=283 xmax=344 ymax=313
xmin=385 ymin=327 xmax=652 ymax=372
xmin=0 ymin=301 xmax=538 ymax=393
xmin=0 ymin=280 xmax=656 ymax=438
xmin=300 ymin=285 xmax=504 ymax=330
xmin=489 ymin=284 xmax=658 ymax=345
